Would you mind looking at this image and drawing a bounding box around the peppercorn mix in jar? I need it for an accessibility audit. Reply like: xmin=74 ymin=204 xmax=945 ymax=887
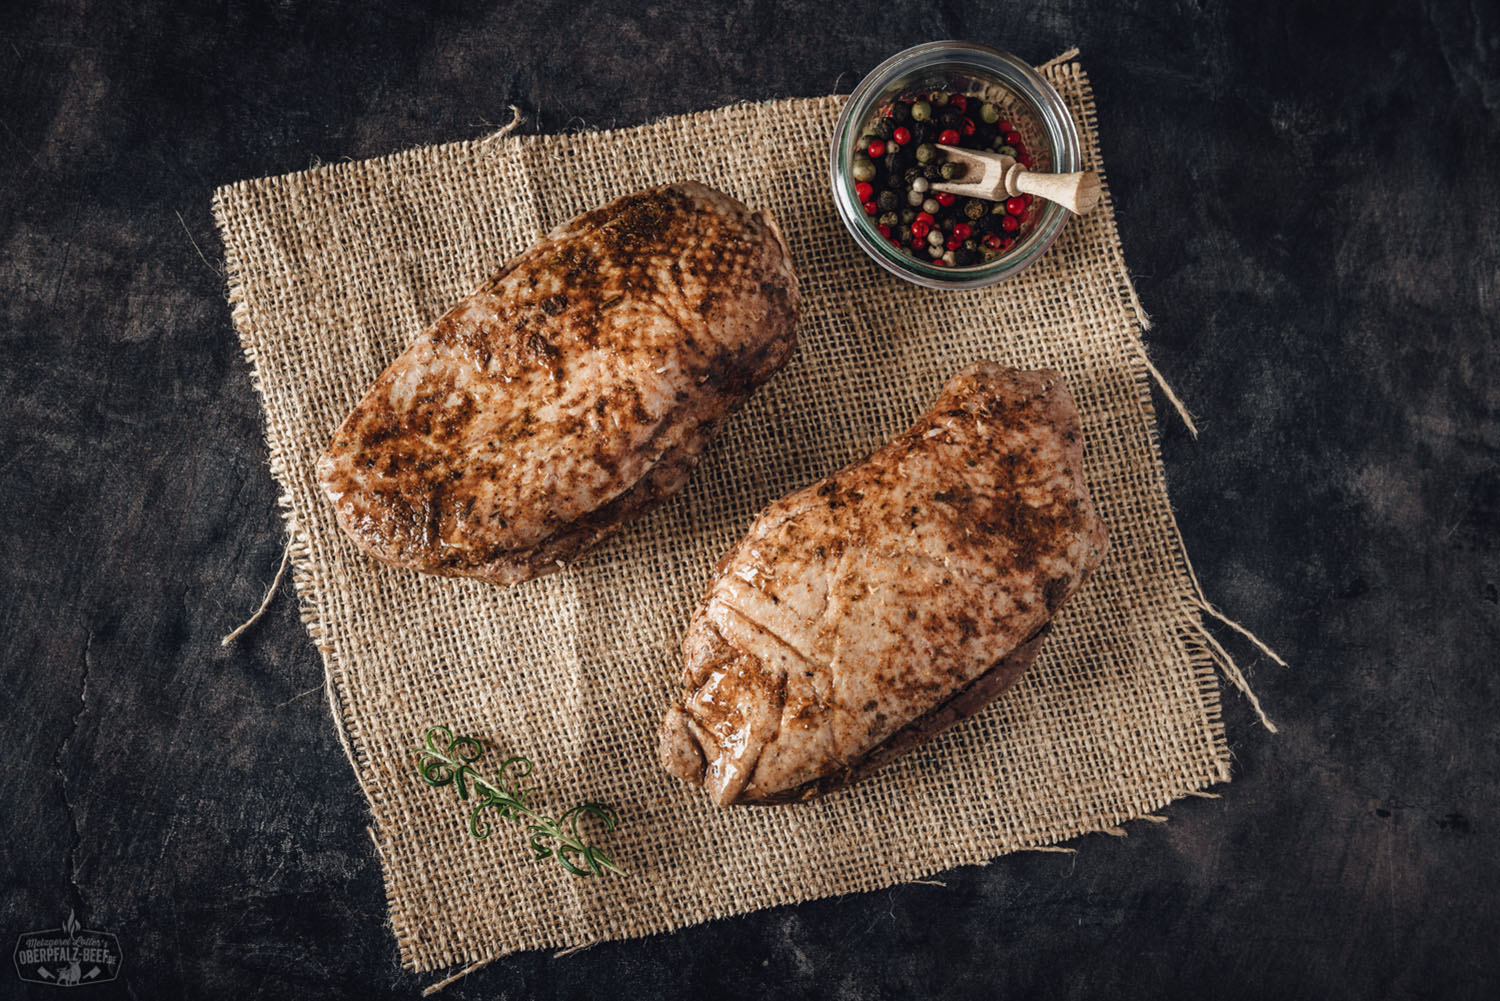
xmin=850 ymin=89 xmax=1038 ymax=268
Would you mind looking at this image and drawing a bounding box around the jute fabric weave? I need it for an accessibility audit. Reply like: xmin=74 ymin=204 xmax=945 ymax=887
xmin=214 ymin=56 xmax=1231 ymax=974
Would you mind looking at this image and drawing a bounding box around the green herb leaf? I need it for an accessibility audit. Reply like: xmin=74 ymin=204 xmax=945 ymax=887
xmin=413 ymin=725 xmax=625 ymax=877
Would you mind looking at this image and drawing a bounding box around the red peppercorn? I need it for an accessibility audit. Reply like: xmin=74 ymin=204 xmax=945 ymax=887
xmin=1019 ymin=154 xmax=1034 ymax=168
xmin=911 ymin=238 xmax=926 ymax=251
xmin=911 ymin=219 xmax=931 ymax=238
xmin=982 ymin=233 xmax=1003 ymax=250
xmin=931 ymin=259 xmax=947 ymax=267
xmin=863 ymin=200 xmax=878 ymax=216
xmin=1021 ymin=193 xmax=1033 ymax=206
xmin=855 ymin=181 xmax=874 ymax=202
xmin=892 ymin=126 xmax=911 ymax=145
xmin=877 ymin=223 xmax=891 ymax=237
xmin=934 ymin=192 xmax=956 ymax=207
xmin=891 ymin=238 xmax=903 ymax=249
xmin=937 ymin=128 xmax=960 ymax=146
xmin=961 ymin=117 xmax=976 ymax=136
xmin=1005 ymin=197 xmax=1026 ymax=216
xmin=1011 ymin=142 xmax=1027 ymax=159
xmin=952 ymin=222 xmax=972 ymax=240
xmin=997 ymin=119 xmax=1012 ymax=132
xmin=1000 ymin=214 xmax=1019 ymax=232
xmin=950 ymin=94 xmax=968 ymax=111
xmin=1004 ymin=130 xmax=1022 ymax=146
xmin=999 ymin=237 xmax=1015 ymax=250
xmin=866 ymin=139 xmax=886 ymax=159
xmin=915 ymin=211 xmax=935 ymax=225
xmin=945 ymin=236 xmax=962 ymax=251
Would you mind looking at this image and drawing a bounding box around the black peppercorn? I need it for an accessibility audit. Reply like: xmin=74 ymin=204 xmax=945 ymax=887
xmin=877 ymin=189 xmax=899 ymax=212
xmin=874 ymin=119 xmax=895 ymax=140
xmin=890 ymin=102 xmax=912 ymax=125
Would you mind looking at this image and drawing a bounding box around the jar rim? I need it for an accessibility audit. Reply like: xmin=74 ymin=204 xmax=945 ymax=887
xmin=829 ymin=41 xmax=1082 ymax=290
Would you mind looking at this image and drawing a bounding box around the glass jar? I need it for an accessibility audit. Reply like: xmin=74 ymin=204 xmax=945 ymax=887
xmin=829 ymin=41 xmax=1083 ymax=290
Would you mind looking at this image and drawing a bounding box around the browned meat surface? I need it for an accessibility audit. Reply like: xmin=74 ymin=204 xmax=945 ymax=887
xmin=660 ymin=362 xmax=1108 ymax=805
xmin=317 ymin=182 xmax=799 ymax=585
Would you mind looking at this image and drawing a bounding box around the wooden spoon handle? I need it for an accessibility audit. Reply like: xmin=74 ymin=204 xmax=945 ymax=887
xmin=1011 ymin=169 xmax=1102 ymax=214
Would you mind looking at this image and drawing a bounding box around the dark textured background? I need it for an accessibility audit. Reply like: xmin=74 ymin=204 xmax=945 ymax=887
xmin=2 ymin=1 xmax=1496 ymax=998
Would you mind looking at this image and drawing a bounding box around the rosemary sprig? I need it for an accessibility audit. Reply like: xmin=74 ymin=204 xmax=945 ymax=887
xmin=413 ymin=725 xmax=625 ymax=877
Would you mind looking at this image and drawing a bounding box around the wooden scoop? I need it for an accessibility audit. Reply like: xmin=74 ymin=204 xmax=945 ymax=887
xmin=931 ymin=144 xmax=1101 ymax=215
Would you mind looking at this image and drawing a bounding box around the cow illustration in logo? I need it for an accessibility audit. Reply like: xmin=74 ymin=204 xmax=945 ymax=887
xmin=56 ymin=958 xmax=82 ymax=986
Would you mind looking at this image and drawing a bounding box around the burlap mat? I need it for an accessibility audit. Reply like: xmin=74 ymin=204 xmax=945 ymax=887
xmin=214 ymin=54 xmax=1235 ymax=976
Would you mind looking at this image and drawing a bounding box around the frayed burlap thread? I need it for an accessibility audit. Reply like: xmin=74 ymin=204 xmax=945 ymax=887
xmin=214 ymin=54 xmax=1248 ymax=976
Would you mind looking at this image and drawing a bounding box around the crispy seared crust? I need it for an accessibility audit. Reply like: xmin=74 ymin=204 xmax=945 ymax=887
xmin=660 ymin=363 xmax=1108 ymax=806
xmin=317 ymin=182 xmax=799 ymax=585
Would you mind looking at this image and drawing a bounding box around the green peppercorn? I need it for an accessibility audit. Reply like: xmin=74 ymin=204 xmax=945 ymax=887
xmin=963 ymin=199 xmax=987 ymax=221
xmin=930 ymin=90 xmax=949 ymax=106
xmin=878 ymin=210 xmax=899 ymax=227
xmin=939 ymin=161 xmax=964 ymax=180
xmin=910 ymin=100 xmax=932 ymax=122
xmin=963 ymin=238 xmax=979 ymax=252
xmin=851 ymin=156 xmax=876 ymax=182
xmin=979 ymin=102 xmax=1000 ymax=124
xmin=997 ymin=144 xmax=1017 ymax=158
xmin=914 ymin=143 xmax=937 ymax=164
xmin=980 ymin=248 xmax=998 ymax=263
xmin=900 ymin=208 xmax=917 ymax=225
xmin=857 ymin=133 xmax=878 ymax=153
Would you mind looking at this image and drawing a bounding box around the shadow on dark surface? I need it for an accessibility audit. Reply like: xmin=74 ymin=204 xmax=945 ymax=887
xmin=0 ymin=1 xmax=1495 ymax=998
